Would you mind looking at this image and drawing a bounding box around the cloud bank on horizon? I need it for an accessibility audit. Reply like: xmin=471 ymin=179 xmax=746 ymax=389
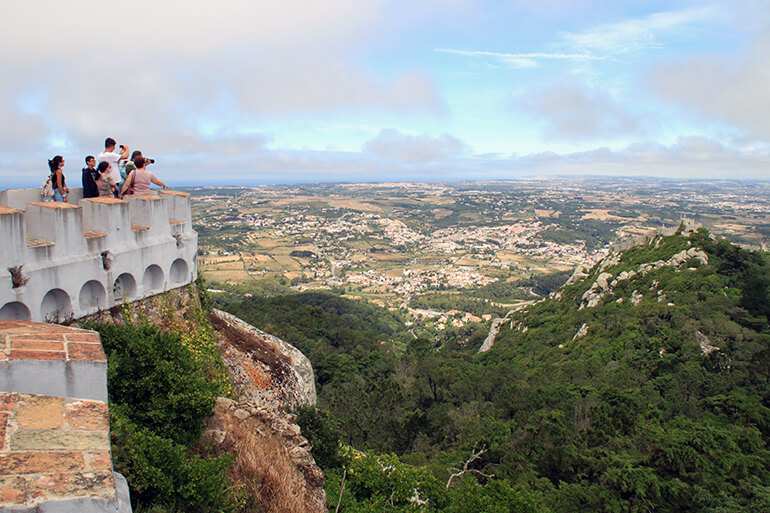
xmin=1 ymin=0 xmax=769 ymax=186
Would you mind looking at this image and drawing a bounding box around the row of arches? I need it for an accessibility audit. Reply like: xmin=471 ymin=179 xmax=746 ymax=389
xmin=0 ymin=258 xmax=191 ymax=321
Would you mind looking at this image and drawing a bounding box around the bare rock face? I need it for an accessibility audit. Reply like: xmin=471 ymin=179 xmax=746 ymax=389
xmin=211 ymin=309 xmax=316 ymax=407
xmin=204 ymin=398 xmax=327 ymax=513
xmin=696 ymin=330 xmax=720 ymax=356
xmin=572 ymin=323 xmax=589 ymax=341
xmin=565 ymin=264 xmax=590 ymax=286
xmin=207 ymin=310 xmax=327 ymax=511
xmin=575 ymin=245 xmax=709 ymax=310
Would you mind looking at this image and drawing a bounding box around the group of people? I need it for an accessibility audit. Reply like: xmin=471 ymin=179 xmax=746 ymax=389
xmin=47 ymin=137 xmax=169 ymax=203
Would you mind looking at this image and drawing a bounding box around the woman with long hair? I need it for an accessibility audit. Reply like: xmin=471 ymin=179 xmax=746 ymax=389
xmin=48 ymin=155 xmax=69 ymax=202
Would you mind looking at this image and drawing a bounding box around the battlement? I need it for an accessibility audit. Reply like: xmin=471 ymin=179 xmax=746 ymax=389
xmin=0 ymin=188 xmax=197 ymax=323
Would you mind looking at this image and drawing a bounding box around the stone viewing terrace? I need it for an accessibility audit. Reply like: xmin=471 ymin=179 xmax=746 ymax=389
xmin=0 ymin=187 xmax=197 ymax=323
xmin=0 ymin=320 xmax=130 ymax=512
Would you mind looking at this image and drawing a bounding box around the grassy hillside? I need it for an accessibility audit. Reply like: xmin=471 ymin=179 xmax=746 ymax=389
xmin=219 ymin=230 xmax=770 ymax=512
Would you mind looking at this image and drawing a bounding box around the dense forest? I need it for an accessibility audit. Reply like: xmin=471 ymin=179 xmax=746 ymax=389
xmin=216 ymin=229 xmax=770 ymax=512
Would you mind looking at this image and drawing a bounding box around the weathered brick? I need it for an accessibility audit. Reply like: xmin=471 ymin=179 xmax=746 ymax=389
xmin=0 ymin=475 xmax=27 ymax=506
xmin=66 ymin=343 xmax=106 ymax=361
xmin=0 ymin=452 xmax=85 ymax=474
xmin=27 ymin=471 xmax=115 ymax=501
xmin=10 ymin=340 xmax=65 ymax=351
xmin=15 ymin=396 xmax=63 ymax=430
xmin=85 ymin=451 xmax=113 ymax=471
xmin=63 ymin=333 xmax=101 ymax=343
xmin=65 ymin=401 xmax=109 ymax=430
xmin=0 ymin=393 xmax=18 ymax=412
xmin=11 ymin=431 xmax=109 ymax=451
xmin=7 ymin=334 xmax=66 ymax=341
xmin=0 ymin=322 xmax=37 ymax=332
xmin=9 ymin=349 xmax=66 ymax=361
xmin=0 ymin=412 xmax=9 ymax=451
xmin=32 ymin=326 xmax=75 ymax=333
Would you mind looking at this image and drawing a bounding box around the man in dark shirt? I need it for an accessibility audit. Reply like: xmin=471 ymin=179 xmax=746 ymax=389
xmin=82 ymin=155 xmax=99 ymax=198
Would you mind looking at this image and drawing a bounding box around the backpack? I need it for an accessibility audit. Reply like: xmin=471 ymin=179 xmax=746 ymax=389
xmin=40 ymin=174 xmax=54 ymax=198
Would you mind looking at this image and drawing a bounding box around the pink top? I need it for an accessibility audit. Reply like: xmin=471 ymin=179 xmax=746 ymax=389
xmin=131 ymin=169 xmax=155 ymax=195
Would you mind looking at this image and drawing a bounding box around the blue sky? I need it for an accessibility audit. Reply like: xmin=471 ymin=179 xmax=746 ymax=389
xmin=1 ymin=0 xmax=769 ymax=187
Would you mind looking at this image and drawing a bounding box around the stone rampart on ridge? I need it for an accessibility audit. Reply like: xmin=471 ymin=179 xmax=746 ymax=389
xmin=0 ymin=188 xmax=197 ymax=323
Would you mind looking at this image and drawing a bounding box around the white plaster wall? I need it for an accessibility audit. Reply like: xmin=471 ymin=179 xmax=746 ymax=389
xmin=0 ymin=188 xmax=84 ymax=210
xmin=0 ymin=189 xmax=198 ymax=322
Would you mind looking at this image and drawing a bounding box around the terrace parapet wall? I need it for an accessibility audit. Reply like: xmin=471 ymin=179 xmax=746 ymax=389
xmin=0 ymin=188 xmax=197 ymax=323
xmin=0 ymin=320 xmax=131 ymax=512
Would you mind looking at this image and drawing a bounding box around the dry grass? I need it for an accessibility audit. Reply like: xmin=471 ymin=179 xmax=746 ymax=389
xmin=327 ymin=199 xmax=383 ymax=211
xmin=218 ymin=414 xmax=314 ymax=513
xmin=255 ymin=238 xmax=283 ymax=248
xmin=201 ymin=269 xmax=252 ymax=283
xmin=580 ymin=208 xmax=626 ymax=221
xmin=272 ymin=255 xmax=301 ymax=270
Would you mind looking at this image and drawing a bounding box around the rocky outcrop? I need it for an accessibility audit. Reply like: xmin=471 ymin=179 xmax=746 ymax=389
xmin=577 ymin=247 xmax=709 ymax=310
xmin=572 ymin=323 xmax=589 ymax=341
xmin=208 ymin=310 xmax=327 ymax=511
xmin=696 ymin=330 xmax=720 ymax=356
xmin=84 ymin=287 xmax=325 ymax=511
xmin=478 ymin=316 xmax=506 ymax=353
xmin=204 ymin=398 xmax=326 ymax=513
xmin=564 ymin=264 xmax=590 ymax=287
xmin=478 ymin=304 xmax=530 ymax=353
xmin=211 ymin=309 xmax=316 ymax=407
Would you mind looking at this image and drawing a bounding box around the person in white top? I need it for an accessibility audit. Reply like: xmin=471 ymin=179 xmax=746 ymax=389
xmin=97 ymin=137 xmax=129 ymax=189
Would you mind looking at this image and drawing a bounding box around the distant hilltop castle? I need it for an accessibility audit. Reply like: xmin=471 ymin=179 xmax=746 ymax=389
xmin=0 ymin=188 xmax=198 ymax=322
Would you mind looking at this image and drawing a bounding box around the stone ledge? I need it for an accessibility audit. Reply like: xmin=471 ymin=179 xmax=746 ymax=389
xmin=129 ymin=195 xmax=163 ymax=201
xmin=26 ymin=202 xmax=81 ymax=210
xmin=159 ymin=190 xmax=190 ymax=198
xmin=81 ymin=197 xmax=127 ymax=205
xmin=27 ymin=237 xmax=54 ymax=248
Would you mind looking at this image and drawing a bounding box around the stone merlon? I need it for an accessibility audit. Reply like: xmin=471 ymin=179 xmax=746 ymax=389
xmin=0 ymin=188 xmax=197 ymax=323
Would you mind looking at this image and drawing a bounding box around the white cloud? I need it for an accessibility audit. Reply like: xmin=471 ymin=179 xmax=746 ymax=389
xmin=648 ymin=26 xmax=770 ymax=142
xmin=0 ymin=0 xmax=444 ymax=167
xmin=507 ymin=136 xmax=770 ymax=179
xmin=558 ymin=7 xmax=718 ymax=56
xmin=363 ymin=129 xmax=467 ymax=162
xmin=0 ymin=1 xmax=386 ymax=63
xmin=516 ymin=83 xmax=646 ymax=139
xmin=435 ymin=48 xmax=601 ymax=68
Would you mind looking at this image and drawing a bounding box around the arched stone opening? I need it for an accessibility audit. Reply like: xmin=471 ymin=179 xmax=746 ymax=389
xmin=142 ymin=264 xmax=165 ymax=293
xmin=0 ymin=301 xmax=31 ymax=320
xmin=79 ymin=280 xmax=107 ymax=311
xmin=41 ymin=289 xmax=73 ymax=322
xmin=113 ymin=273 xmax=137 ymax=300
xmin=169 ymin=259 xmax=189 ymax=285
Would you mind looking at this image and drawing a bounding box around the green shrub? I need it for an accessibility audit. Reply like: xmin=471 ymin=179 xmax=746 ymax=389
xmin=85 ymin=321 xmax=235 ymax=512
xmin=111 ymin=405 xmax=233 ymax=512
xmin=95 ymin=322 xmax=219 ymax=445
